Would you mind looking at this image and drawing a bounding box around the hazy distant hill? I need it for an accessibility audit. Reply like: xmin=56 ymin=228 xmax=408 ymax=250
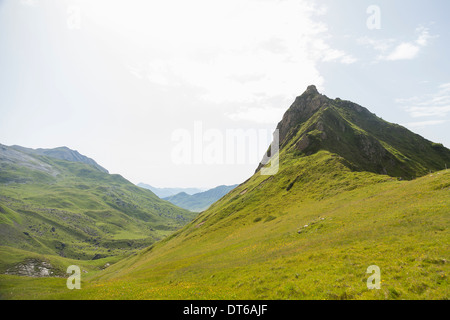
xmin=163 ymin=185 xmax=238 ymax=212
xmin=11 ymin=145 xmax=109 ymax=173
xmin=137 ymin=183 xmax=204 ymax=198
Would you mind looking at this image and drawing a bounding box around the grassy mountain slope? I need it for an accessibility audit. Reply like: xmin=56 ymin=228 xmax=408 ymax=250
xmin=0 ymin=144 xmax=196 ymax=275
xmin=1 ymin=87 xmax=449 ymax=300
xmin=1 ymin=152 xmax=448 ymax=299
xmin=163 ymin=185 xmax=238 ymax=212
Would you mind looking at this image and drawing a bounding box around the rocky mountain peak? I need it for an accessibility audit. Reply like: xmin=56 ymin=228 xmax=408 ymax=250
xmin=305 ymin=84 xmax=318 ymax=94
xmin=275 ymin=85 xmax=329 ymax=146
xmin=257 ymin=86 xmax=450 ymax=179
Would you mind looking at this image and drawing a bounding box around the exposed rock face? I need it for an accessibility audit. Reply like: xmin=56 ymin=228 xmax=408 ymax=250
xmin=0 ymin=144 xmax=59 ymax=177
xmin=10 ymin=145 xmax=108 ymax=173
xmin=276 ymin=85 xmax=331 ymax=147
xmin=5 ymin=259 xmax=57 ymax=277
xmin=295 ymin=135 xmax=310 ymax=152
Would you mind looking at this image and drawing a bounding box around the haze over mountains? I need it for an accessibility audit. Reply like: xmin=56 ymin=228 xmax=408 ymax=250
xmin=138 ymin=183 xmax=238 ymax=212
xmin=137 ymin=184 xmax=205 ymax=198
xmin=163 ymin=185 xmax=238 ymax=212
xmin=1 ymin=86 xmax=449 ymax=299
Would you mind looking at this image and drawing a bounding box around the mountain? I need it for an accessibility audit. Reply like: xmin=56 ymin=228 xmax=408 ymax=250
xmin=0 ymin=144 xmax=196 ymax=276
xmin=137 ymin=183 xmax=204 ymax=198
xmin=163 ymin=185 xmax=238 ymax=212
xmin=256 ymin=85 xmax=450 ymax=178
xmin=10 ymin=145 xmax=109 ymax=173
xmin=1 ymin=86 xmax=450 ymax=300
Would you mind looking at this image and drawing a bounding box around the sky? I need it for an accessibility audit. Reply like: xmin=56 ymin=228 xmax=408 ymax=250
xmin=1 ymin=0 xmax=449 ymax=188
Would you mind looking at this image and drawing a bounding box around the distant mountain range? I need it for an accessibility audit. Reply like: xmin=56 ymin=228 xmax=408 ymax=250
xmin=163 ymin=184 xmax=238 ymax=212
xmin=137 ymin=183 xmax=205 ymax=198
xmin=10 ymin=145 xmax=109 ymax=173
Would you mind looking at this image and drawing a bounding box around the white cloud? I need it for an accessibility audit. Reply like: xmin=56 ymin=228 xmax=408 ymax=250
xmin=77 ymin=0 xmax=355 ymax=110
xmin=20 ymin=0 xmax=39 ymax=7
xmin=311 ymin=39 xmax=357 ymax=64
xmin=358 ymin=26 xmax=436 ymax=62
xmin=385 ymin=42 xmax=421 ymax=61
xmin=403 ymin=120 xmax=446 ymax=128
xmin=415 ymin=26 xmax=434 ymax=46
xmin=397 ymin=82 xmax=450 ymax=118
xmin=357 ymin=37 xmax=395 ymax=53
xmin=405 ymin=105 xmax=450 ymax=118
xmin=226 ymin=106 xmax=286 ymax=124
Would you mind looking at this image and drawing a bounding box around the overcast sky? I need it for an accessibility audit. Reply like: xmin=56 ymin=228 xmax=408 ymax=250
xmin=1 ymin=0 xmax=449 ymax=188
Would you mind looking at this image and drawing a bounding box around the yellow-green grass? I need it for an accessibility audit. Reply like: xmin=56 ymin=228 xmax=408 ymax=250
xmin=1 ymin=154 xmax=448 ymax=300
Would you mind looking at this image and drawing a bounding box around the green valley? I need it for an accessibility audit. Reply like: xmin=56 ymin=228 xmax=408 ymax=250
xmin=1 ymin=86 xmax=448 ymax=300
xmin=0 ymin=144 xmax=196 ymax=279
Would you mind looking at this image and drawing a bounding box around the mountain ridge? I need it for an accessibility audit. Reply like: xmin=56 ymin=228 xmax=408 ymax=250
xmin=10 ymin=145 xmax=109 ymax=173
xmin=163 ymin=184 xmax=238 ymax=212
xmin=137 ymin=183 xmax=205 ymax=198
